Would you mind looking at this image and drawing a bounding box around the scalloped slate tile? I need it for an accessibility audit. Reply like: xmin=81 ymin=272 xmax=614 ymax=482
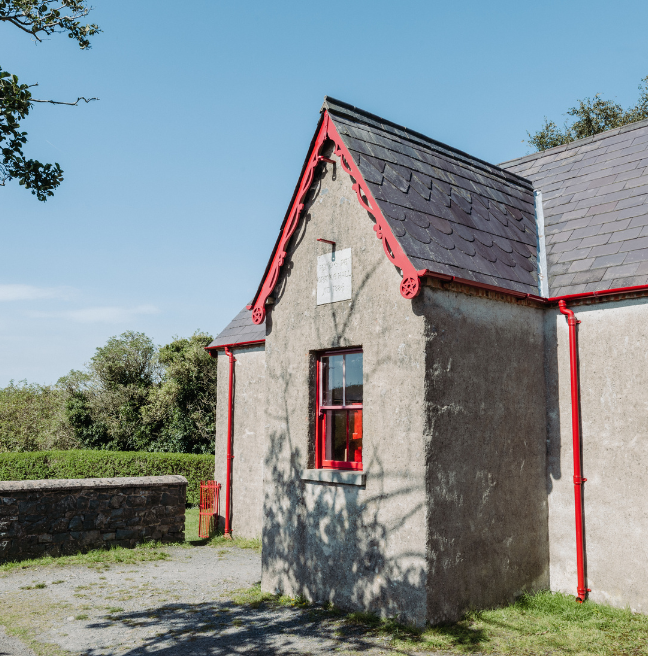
xmin=408 ymin=211 xmax=431 ymax=228
xmin=430 ymin=215 xmax=453 ymax=235
xmin=322 ymin=98 xmax=539 ymax=294
xmin=453 ymin=223 xmax=475 ymax=242
xmin=385 ymin=216 xmax=406 ymax=237
xmin=429 ymin=226 xmax=457 ymax=250
xmin=403 ymin=217 xmax=432 ymax=243
xmin=474 ymin=239 xmax=498 ymax=262
xmin=474 ymin=230 xmax=494 ymax=247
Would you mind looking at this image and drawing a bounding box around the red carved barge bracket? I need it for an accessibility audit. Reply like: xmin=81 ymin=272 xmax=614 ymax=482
xmin=248 ymin=111 xmax=421 ymax=325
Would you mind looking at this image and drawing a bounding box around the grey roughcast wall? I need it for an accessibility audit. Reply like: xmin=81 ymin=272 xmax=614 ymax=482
xmin=419 ymin=283 xmax=549 ymax=624
xmin=0 ymin=475 xmax=186 ymax=561
xmin=261 ymin=156 xmax=429 ymax=626
xmin=546 ymin=298 xmax=648 ymax=613
xmin=214 ymin=345 xmax=266 ymax=539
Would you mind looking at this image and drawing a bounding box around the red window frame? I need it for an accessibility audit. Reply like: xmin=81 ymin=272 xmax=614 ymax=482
xmin=315 ymin=348 xmax=363 ymax=471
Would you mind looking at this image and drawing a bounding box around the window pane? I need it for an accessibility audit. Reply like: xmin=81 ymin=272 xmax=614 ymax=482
xmin=348 ymin=409 xmax=363 ymax=463
xmin=345 ymin=352 xmax=363 ymax=404
xmin=322 ymin=355 xmax=343 ymax=406
xmin=326 ymin=410 xmax=347 ymax=462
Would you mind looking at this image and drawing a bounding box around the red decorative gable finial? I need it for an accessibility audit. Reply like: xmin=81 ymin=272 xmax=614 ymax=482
xmin=248 ymin=111 xmax=421 ymax=325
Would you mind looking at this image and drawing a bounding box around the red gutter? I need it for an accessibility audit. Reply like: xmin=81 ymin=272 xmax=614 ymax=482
xmin=223 ymin=346 xmax=236 ymax=538
xmin=418 ymin=269 xmax=546 ymax=302
xmin=557 ymin=301 xmax=590 ymax=602
xmin=420 ymin=269 xmax=648 ymax=305
xmin=205 ymin=339 xmax=265 ymax=353
xmin=548 ymin=282 xmax=648 ymax=302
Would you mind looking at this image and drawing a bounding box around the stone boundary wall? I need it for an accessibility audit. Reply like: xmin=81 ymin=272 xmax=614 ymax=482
xmin=0 ymin=475 xmax=187 ymax=562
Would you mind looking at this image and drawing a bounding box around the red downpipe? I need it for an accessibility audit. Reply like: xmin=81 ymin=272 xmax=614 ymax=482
xmin=223 ymin=346 xmax=236 ymax=537
xmin=558 ymin=300 xmax=591 ymax=602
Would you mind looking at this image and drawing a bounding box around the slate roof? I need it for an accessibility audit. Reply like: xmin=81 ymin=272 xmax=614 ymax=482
xmin=207 ymin=307 xmax=266 ymax=349
xmin=324 ymin=98 xmax=540 ymax=295
xmin=501 ymin=119 xmax=648 ymax=296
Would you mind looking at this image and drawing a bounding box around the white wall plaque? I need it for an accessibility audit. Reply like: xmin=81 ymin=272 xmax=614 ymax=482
xmin=317 ymin=248 xmax=352 ymax=305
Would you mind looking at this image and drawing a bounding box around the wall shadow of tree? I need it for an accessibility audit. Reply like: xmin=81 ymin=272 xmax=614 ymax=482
xmin=258 ymin=140 xmax=431 ymax=626
xmin=262 ymin=421 xmax=427 ymax=614
xmin=261 ymin=299 xmax=428 ymax=625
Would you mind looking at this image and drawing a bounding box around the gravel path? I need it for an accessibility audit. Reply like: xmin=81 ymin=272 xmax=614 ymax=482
xmin=0 ymin=625 xmax=36 ymax=656
xmin=0 ymin=545 xmax=435 ymax=655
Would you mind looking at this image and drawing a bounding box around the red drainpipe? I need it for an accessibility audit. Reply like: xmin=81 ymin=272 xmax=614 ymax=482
xmin=558 ymin=300 xmax=591 ymax=602
xmin=223 ymin=346 xmax=236 ymax=537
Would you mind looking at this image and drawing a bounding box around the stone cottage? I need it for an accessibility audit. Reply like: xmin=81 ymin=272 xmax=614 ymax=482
xmin=207 ymin=97 xmax=648 ymax=626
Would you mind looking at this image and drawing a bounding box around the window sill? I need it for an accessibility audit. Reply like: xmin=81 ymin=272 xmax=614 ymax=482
xmin=301 ymin=469 xmax=366 ymax=486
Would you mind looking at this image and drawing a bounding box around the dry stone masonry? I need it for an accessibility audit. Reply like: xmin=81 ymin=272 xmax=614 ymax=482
xmin=0 ymin=475 xmax=186 ymax=561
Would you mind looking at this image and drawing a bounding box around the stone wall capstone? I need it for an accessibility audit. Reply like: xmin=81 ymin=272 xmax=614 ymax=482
xmin=0 ymin=475 xmax=186 ymax=562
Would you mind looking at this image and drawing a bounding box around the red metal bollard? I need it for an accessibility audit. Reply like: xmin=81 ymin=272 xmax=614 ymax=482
xmin=198 ymin=480 xmax=221 ymax=538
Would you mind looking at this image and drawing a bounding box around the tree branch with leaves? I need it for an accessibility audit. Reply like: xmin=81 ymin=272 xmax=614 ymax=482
xmin=528 ymin=75 xmax=648 ymax=152
xmin=0 ymin=0 xmax=100 ymax=200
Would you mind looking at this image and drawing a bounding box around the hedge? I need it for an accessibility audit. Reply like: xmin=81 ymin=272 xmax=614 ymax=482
xmin=0 ymin=450 xmax=215 ymax=506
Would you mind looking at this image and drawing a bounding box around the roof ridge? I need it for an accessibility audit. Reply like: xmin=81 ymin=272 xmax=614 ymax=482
xmin=500 ymin=116 xmax=648 ymax=168
xmin=322 ymin=96 xmax=533 ymax=191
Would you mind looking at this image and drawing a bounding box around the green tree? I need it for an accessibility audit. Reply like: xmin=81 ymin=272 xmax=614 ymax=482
xmin=2 ymin=331 xmax=217 ymax=454
xmin=0 ymin=380 xmax=77 ymax=452
xmin=144 ymin=332 xmax=218 ymax=454
xmin=60 ymin=331 xmax=161 ymax=451
xmin=528 ymin=76 xmax=648 ymax=152
xmin=60 ymin=330 xmax=217 ymax=454
xmin=0 ymin=1 xmax=100 ymax=200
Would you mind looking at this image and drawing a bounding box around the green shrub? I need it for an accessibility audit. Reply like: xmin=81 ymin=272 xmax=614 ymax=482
xmin=0 ymin=450 xmax=214 ymax=505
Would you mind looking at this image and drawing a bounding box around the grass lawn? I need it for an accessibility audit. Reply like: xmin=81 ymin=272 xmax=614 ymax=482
xmin=230 ymin=584 xmax=648 ymax=655
xmin=413 ymin=590 xmax=648 ymax=654
xmin=0 ymin=543 xmax=169 ymax=574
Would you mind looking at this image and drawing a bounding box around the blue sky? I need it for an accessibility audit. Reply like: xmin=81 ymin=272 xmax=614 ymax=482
xmin=2 ymin=0 xmax=648 ymax=386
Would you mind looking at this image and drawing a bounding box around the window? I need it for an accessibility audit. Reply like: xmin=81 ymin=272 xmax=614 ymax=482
xmin=316 ymin=349 xmax=363 ymax=470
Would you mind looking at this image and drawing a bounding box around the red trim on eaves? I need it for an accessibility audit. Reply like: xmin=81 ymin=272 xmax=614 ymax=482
xmin=204 ymin=339 xmax=265 ymax=356
xmin=547 ymin=284 xmax=648 ymax=302
xmin=419 ymin=269 xmax=545 ymax=302
xmin=247 ymin=110 xmax=422 ymax=325
xmin=421 ymin=269 xmax=648 ymax=306
xmin=245 ymin=110 xmax=648 ymax=319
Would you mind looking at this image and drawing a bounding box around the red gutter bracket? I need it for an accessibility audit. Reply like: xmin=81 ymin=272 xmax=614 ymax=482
xmin=317 ymin=238 xmax=336 ymax=246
